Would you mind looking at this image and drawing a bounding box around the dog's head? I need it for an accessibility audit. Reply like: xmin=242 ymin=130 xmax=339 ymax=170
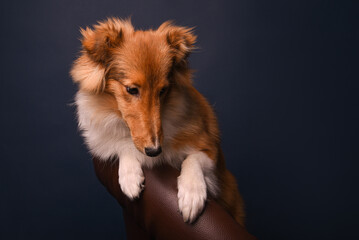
xmin=71 ymin=18 xmax=196 ymax=157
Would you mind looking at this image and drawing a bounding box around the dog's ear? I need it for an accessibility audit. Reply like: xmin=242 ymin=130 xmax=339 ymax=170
xmin=70 ymin=54 xmax=107 ymax=93
xmin=158 ymin=21 xmax=197 ymax=65
xmin=71 ymin=18 xmax=133 ymax=93
xmin=81 ymin=18 xmax=128 ymax=64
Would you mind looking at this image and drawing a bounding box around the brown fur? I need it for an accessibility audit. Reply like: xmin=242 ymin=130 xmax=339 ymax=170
xmin=71 ymin=18 xmax=245 ymax=226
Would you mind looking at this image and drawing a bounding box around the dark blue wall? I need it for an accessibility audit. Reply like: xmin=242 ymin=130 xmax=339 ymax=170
xmin=1 ymin=1 xmax=358 ymax=239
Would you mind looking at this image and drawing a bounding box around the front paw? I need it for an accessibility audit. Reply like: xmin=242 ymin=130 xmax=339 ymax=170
xmin=177 ymin=175 xmax=207 ymax=223
xmin=118 ymin=170 xmax=145 ymax=200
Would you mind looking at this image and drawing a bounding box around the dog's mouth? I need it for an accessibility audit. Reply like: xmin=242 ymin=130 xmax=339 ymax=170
xmin=144 ymin=146 xmax=162 ymax=157
xmin=132 ymin=140 xmax=163 ymax=158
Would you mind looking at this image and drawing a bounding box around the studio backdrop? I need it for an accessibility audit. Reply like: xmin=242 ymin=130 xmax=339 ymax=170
xmin=0 ymin=1 xmax=358 ymax=239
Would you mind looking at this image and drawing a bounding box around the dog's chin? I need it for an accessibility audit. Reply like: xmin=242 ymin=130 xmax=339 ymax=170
xmin=145 ymin=153 xmax=162 ymax=158
xmin=134 ymin=146 xmax=145 ymax=155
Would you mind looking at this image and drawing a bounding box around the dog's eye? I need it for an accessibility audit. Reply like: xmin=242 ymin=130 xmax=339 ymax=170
xmin=126 ymin=87 xmax=139 ymax=95
xmin=159 ymin=87 xmax=167 ymax=96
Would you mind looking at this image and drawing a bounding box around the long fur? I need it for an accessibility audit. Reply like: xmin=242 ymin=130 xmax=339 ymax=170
xmin=71 ymin=18 xmax=245 ymax=225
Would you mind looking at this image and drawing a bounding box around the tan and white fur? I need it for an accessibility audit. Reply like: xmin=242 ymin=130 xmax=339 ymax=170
xmin=71 ymin=18 xmax=245 ymax=225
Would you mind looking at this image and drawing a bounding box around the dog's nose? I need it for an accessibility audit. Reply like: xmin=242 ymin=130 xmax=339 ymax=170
xmin=144 ymin=146 xmax=162 ymax=157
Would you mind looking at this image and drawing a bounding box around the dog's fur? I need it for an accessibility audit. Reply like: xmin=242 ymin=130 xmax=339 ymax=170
xmin=71 ymin=18 xmax=245 ymax=225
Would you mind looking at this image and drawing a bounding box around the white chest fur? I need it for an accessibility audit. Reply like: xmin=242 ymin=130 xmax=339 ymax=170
xmin=75 ymin=91 xmax=218 ymax=223
xmin=75 ymin=91 xmax=186 ymax=169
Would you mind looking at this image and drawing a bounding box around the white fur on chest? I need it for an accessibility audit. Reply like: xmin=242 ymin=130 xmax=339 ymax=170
xmin=75 ymin=91 xmax=219 ymax=222
xmin=75 ymin=91 xmax=186 ymax=168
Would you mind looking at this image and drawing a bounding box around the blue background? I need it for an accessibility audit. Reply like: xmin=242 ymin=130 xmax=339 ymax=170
xmin=1 ymin=0 xmax=358 ymax=239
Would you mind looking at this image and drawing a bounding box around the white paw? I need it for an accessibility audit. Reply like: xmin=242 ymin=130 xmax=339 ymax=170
xmin=118 ymin=170 xmax=144 ymax=200
xmin=177 ymin=174 xmax=207 ymax=223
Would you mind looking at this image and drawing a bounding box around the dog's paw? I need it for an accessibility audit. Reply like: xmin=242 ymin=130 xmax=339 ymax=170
xmin=177 ymin=174 xmax=207 ymax=223
xmin=118 ymin=170 xmax=145 ymax=200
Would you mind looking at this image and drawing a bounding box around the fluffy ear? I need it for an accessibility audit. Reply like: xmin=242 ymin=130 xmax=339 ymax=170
xmin=70 ymin=54 xmax=106 ymax=93
xmin=81 ymin=18 xmax=132 ymax=64
xmin=158 ymin=21 xmax=197 ymax=65
xmin=71 ymin=18 xmax=133 ymax=93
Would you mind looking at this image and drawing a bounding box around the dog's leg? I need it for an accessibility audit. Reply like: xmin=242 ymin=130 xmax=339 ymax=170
xmin=178 ymin=151 xmax=216 ymax=223
xmin=118 ymin=153 xmax=144 ymax=200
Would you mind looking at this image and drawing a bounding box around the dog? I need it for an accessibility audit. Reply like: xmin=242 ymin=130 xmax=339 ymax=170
xmin=71 ymin=18 xmax=245 ymax=225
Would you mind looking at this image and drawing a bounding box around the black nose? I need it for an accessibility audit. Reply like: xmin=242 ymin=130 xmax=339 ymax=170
xmin=144 ymin=146 xmax=162 ymax=157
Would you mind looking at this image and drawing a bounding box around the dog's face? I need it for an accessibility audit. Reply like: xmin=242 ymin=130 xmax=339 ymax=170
xmin=71 ymin=19 xmax=196 ymax=157
xmin=106 ymin=32 xmax=173 ymax=157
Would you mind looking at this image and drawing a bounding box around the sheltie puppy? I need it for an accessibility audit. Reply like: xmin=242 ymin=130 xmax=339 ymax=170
xmin=71 ymin=18 xmax=245 ymax=225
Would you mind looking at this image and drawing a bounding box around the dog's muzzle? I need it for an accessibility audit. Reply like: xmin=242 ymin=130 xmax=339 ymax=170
xmin=145 ymin=146 xmax=162 ymax=157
